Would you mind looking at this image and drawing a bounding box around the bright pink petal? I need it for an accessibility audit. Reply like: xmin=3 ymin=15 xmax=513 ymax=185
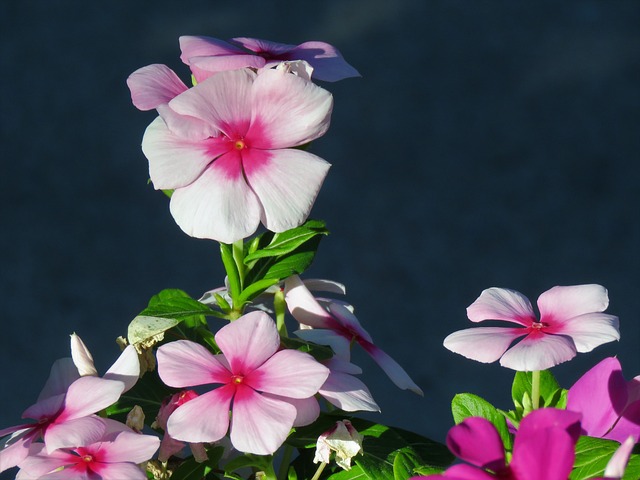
xmin=127 ymin=64 xmax=188 ymax=111
xmin=243 ymin=148 xmax=330 ymax=233
xmin=466 ymin=288 xmax=536 ymax=326
xmin=157 ymin=340 xmax=231 ymax=388
xmin=500 ymin=332 xmax=577 ymax=371
xmin=537 ymin=284 xmax=609 ymax=322
xmin=58 ymin=377 xmax=124 ymax=421
xmin=446 ymin=417 xmax=505 ymax=471
xmin=443 ymin=327 xmax=527 ymax=363
xmin=215 ymin=311 xmax=280 ymax=374
xmin=230 ymin=385 xmax=296 ymax=455
xmin=167 ymin=386 xmax=234 ymax=443
xmin=438 ymin=464 xmax=497 ymax=479
xmin=320 ymin=370 xmax=380 ymax=412
xmin=510 ymin=427 xmax=575 ymax=480
xmin=248 ymin=68 xmax=332 ymax=149
xmin=96 ymin=431 xmax=160 ymax=464
xmin=37 ymin=358 xmax=80 ymax=402
xmin=141 ymin=116 xmax=225 ymax=190
xmin=361 ymin=343 xmax=423 ymax=395
xmin=169 ymin=68 xmax=255 ymax=137
xmin=247 ymin=349 xmax=328 ymax=398
xmin=517 ymin=408 xmax=582 ymax=443
xmin=567 ymin=357 xmax=628 ymax=438
xmin=104 ymin=345 xmax=139 ymax=392
xmin=285 ymin=42 xmax=361 ymax=82
xmin=284 ymin=275 xmax=334 ymax=328
xmin=550 ymin=312 xmax=620 ymax=352
xmin=169 ymin=151 xmax=262 ymax=242
xmin=44 ymin=416 xmax=106 ymax=453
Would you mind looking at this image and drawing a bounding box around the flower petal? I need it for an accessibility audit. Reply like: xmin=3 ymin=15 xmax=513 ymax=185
xmin=157 ymin=340 xmax=231 ymax=388
xmin=59 ymin=376 xmax=125 ymax=421
xmin=169 ymin=151 xmax=261 ymax=243
xmin=179 ymin=36 xmax=247 ymax=62
xmin=446 ymin=417 xmax=506 ymax=471
xmin=284 ymin=41 xmax=361 ymax=82
xmin=294 ymin=328 xmax=351 ymax=360
xmin=94 ymin=463 xmax=150 ymax=480
xmin=37 ymin=358 xmax=80 ymax=402
xmin=97 ymin=431 xmax=160 ymax=464
xmin=607 ymin=400 xmax=640 ymax=443
xmin=167 ymin=386 xmax=234 ymax=443
xmin=44 ymin=415 xmax=106 ymax=453
xmin=443 ymin=327 xmax=527 ymax=363
xmin=551 ymin=312 xmax=620 ymax=353
xmin=0 ymin=433 xmax=33 ymax=473
xmin=69 ymin=334 xmax=98 ymax=377
xmin=329 ymin=302 xmax=373 ymax=343
xmin=499 ymin=332 xmax=576 ymax=371
xmin=248 ymin=68 xmax=332 ymax=149
xmin=510 ymin=427 xmax=575 ymax=480
xmin=466 ymin=288 xmax=536 ymax=326
xmin=243 ymin=148 xmax=330 ymax=233
xmin=604 ymin=435 xmax=636 ymax=477
xmin=361 ymin=343 xmax=423 ymax=395
xmin=127 ymin=64 xmax=188 ymax=111
xmin=320 ymin=370 xmax=380 ymax=412
xmin=285 ymin=275 xmax=334 ymax=328
xmin=537 ymin=284 xmax=609 ymax=322
xmin=104 ymin=345 xmax=140 ymax=392
xmin=266 ymin=394 xmax=320 ymax=427
xmin=437 ymin=464 xmax=497 ymax=479
xmin=517 ymin=408 xmax=582 ymax=444
xmin=230 ymin=385 xmax=296 ymax=455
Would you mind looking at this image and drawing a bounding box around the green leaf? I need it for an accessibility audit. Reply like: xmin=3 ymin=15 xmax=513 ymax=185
xmin=220 ymin=243 xmax=242 ymax=304
xmin=393 ymin=449 xmax=423 ymax=479
xmin=280 ymin=336 xmax=335 ymax=362
xmin=224 ymin=453 xmax=274 ymax=478
xmin=451 ymin=393 xmax=513 ymax=451
xmin=170 ymin=456 xmax=221 ymax=480
xmin=244 ymin=220 xmax=329 ymax=262
xmin=571 ymin=436 xmax=640 ymax=480
xmin=237 ymin=277 xmax=281 ymax=305
xmin=511 ymin=370 xmax=565 ymax=419
xmin=327 ymin=464 xmax=368 ymax=479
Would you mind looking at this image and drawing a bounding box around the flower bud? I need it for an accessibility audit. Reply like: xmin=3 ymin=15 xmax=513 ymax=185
xmin=313 ymin=420 xmax=363 ymax=470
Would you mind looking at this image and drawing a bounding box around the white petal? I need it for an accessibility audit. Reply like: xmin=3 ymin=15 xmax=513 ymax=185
xmin=499 ymin=333 xmax=576 ymax=371
xmin=467 ymin=288 xmax=536 ymax=326
xmin=444 ymin=327 xmax=527 ymax=363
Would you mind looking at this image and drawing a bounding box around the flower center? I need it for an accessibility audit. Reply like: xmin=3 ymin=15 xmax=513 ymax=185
xmin=232 ymin=374 xmax=244 ymax=384
xmin=531 ymin=322 xmax=547 ymax=330
xmin=234 ymin=139 xmax=246 ymax=150
xmin=82 ymin=454 xmax=93 ymax=463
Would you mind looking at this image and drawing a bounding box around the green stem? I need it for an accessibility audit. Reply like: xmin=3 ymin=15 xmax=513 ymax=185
xmin=277 ymin=444 xmax=294 ymax=480
xmin=310 ymin=462 xmax=327 ymax=480
xmin=232 ymin=239 xmax=246 ymax=286
xmin=531 ymin=370 xmax=541 ymax=409
xmin=274 ymin=288 xmax=288 ymax=337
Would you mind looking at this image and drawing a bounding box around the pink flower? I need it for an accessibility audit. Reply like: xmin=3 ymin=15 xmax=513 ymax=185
xmin=443 ymin=285 xmax=620 ymax=371
xmin=319 ymin=358 xmax=380 ymax=413
xmin=135 ymin=67 xmax=333 ymax=243
xmin=284 ymin=275 xmax=423 ymax=395
xmin=156 ymin=311 xmax=330 ymax=455
xmin=410 ymin=408 xmax=582 ymax=480
xmin=179 ymin=36 xmax=360 ymax=83
xmin=16 ymin=419 xmax=160 ymax=480
xmin=567 ymin=357 xmax=640 ymax=443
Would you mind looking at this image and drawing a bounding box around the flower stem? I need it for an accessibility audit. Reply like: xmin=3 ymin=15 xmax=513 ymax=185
xmin=310 ymin=462 xmax=327 ymax=480
xmin=274 ymin=288 xmax=288 ymax=337
xmin=232 ymin=239 xmax=245 ymax=288
xmin=531 ymin=370 xmax=541 ymax=409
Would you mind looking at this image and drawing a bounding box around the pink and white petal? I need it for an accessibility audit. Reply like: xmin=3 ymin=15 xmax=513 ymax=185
xmin=243 ymin=148 xmax=330 ymax=233
xmin=215 ymin=311 xmax=280 ymax=373
xmin=230 ymin=385 xmax=296 ymax=455
xmin=97 ymin=432 xmax=160 ymax=464
xmin=155 ymin=103 xmax=218 ymax=141
xmin=188 ymin=55 xmax=265 ymax=78
xmin=248 ymin=68 xmax=332 ymax=149
xmin=328 ymin=302 xmax=373 ymax=343
xmin=103 ymin=345 xmax=139 ymax=392
xmin=69 ymin=334 xmax=98 ymax=377
xmin=294 ymin=329 xmax=351 ymax=360
xmin=303 ymin=279 xmax=346 ymax=295
xmin=127 ymin=64 xmax=188 ymax=111
xmin=324 ymin=357 xmax=362 ymax=375
xmin=167 ymin=386 xmax=234 ymax=443
xmin=157 ymin=340 xmax=231 ymax=388
xmin=446 ymin=417 xmax=506 ymax=471
xmin=0 ymin=433 xmax=33 ymax=473
xmin=537 ymin=284 xmax=610 ymax=323
xmin=604 ymin=436 xmax=636 ymax=477
xmin=567 ymin=357 xmax=628 ymax=438
xmin=550 ymin=312 xmax=620 ymax=352
xmin=284 ymin=275 xmax=334 ymax=328
xmin=169 ymin=69 xmax=255 ymax=137
xmin=466 ymin=288 xmax=536 ymax=326
xmin=510 ymin=427 xmax=575 ymax=480
xmin=93 ymin=462 xmax=149 ymax=480
xmin=361 ymin=343 xmax=423 ymax=395
xmin=57 ymin=377 xmax=124 ymax=421
xmin=37 ymin=358 xmax=80 ymax=402
xmin=142 ymin=116 xmax=224 ymax=190
xmin=264 ymin=394 xmax=320 ymax=427
xmin=169 ymin=152 xmax=262 ymax=243
xmin=44 ymin=415 xmax=106 ymax=453
xmin=179 ymin=36 xmax=247 ymax=63
xmin=499 ymin=332 xmax=576 ymax=371
xmin=320 ymin=371 xmax=380 ymax=412
xmin=285 ymin=42 xmax=361 ymax=82
xmin=247 ymin=349 xmax=329 ymax=398
xmin=15 ymin=443 xmax=75 ymax=478
xmin=443 ymin=327 xmax=527 ymax=363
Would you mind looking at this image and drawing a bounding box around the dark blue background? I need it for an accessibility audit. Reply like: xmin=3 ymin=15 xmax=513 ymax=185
xmin=1 ymin=1 xmax=639 ymax=477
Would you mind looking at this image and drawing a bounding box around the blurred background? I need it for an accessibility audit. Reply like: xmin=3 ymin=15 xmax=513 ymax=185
xmin=1 ymin=0 xmax=638 ymax=476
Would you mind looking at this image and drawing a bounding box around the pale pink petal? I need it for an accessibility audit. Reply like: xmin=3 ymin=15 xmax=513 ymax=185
xmin=284 ymin=275 xmax=334 ymax=328
xmin=127 ymin=64 xmax=188 ymax=111
xmin=22 ymin=394 xmax=65 ymax=420
xmin=328 ymin=302 xmax=373 ymax=343
xmin=215 ymin=311 xmax=280 ymax=374
xmin=44 ymin=416 xmax=106 ymax=453
xmin=550 ymin=312 xmax=620 ymax=352
xmin=15 ymin=443 xmax=74 ymax=478
xmin=247 ymin=349 xmax=329 ymax=398
xmin=69 ymin=334 xmax=98 ymax=377
xmin=499 ymin=332 xmax=576 ymax=371
xmin=230 ymin=385 xmax=296 ymax=455
xmin=157 ymin=340 xmax=231 ymax=388
xmin=285 ymin=42 xmax=361 ymax=82
xmin=537 ymin=284 xmax=609 ymax=322
xmin=466 ymin=288 xmax=536 ymax=326
xmin=96 ymin=431 xmax=160 ymax=464
xmin=169 ymin=68 xmax=255 ymax=137
xmin=188 ymin=55 xmax=265 ymax=82
xmin=567 ymin=357 xmax=628 ymax=438
xmin=37 ymin=358 xmax=80 ymax=401
xmin=141 ymin=116 xmax=225 ymax=190
xmin=294 ymin=329 xmax=351 ymax=360
xmin=361 ymin=343 xmax=423 ymax=395
xmin=0 ymin=434 xmax=32 ymax=473
xmin=95 ymin=463 xmax=149 ymax=480
xmin=266 ymin=395 xmax=320 ymax=427
xmin=103 ymin=345 xmax=140 ymax=393
xmin=156 ymin=104 xmax=219 ymax=141
xmin=57 ymin=377 xmax=124 ymax=421
xmin=303 ymin=279 xmax=346 ymax=295
xmin=604 ymin=436 xmax=636 ymax=477
xmin=248 ymin=68 xmax=332 ymax=149
xmin=231 ymin=37 xmax=295 ymax=56
xmin=320 ymin=370 xmax=380 ymax=412
xmin=179 ymin=36 xmax=247 ymax=63
xmin=510 ymin=427 xmax=575 ymax=480
xmin=167 ymin=386 xmax=234 ymax=443
xmin=443 ymin=327 xmax=527 ymax=363
xmin=169 ymin=152 xmax=262 ymax=242
xmin=243 ymin=148 xmax=330 ymax=233
xmin=446 ymin=417 xmax=505 ymax=471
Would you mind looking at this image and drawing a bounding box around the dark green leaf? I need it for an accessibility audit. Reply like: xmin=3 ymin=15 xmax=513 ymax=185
xmin=237 ymin=277 xmax=281 ymax=304
xmin=170 ymin=456 xmax=221 ymax=480
xmin=280 ymin=336 xmax=335 ymax=361
xmin=451 ymin=393 xmax=513 ymax=451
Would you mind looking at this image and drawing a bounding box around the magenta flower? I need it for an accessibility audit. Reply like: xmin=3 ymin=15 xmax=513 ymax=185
xmin=179 ymin=36 xmax=360 ymax=83
xmin=156 ymin=311 xmax=330 ymax=455
xmin=284 ymin=275 xmax=423 ymax=395
xmin=443 ymin=285 xmax=620 ymax=371
xmin=567 ymin=357 xmax=640 ymax=443
xmin=410 ymin=408 xmax=582 ymax=480
xmin=134 ymin=66 xmax=333 ymax=243
xmin=16 ymin=419 xmax=160 ymax=480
